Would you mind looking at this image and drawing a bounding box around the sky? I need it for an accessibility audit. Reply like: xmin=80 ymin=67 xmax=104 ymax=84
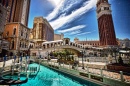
xmin=28 ymin=0 xmax=130 ymax=41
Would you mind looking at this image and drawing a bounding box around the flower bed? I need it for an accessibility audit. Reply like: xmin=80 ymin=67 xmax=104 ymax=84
xmin=107 ymin=64 xmax=130 ymax=73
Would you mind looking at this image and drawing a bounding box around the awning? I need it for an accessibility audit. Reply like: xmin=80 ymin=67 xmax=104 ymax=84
xmin=119 ymin=50 xmax=130 ymax=53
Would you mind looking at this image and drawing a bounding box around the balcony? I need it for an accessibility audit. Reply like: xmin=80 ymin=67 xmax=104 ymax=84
xmin=10 ymin=35 xmax=16 ymax=38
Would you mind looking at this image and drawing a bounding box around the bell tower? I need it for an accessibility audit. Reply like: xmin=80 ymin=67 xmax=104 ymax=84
xmin=97 ymin=0 xmax=117 ymax=47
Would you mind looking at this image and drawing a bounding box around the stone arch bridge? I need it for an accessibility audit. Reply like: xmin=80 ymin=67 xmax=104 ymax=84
xmin=29 ymin=38 xmax=86 ymax=57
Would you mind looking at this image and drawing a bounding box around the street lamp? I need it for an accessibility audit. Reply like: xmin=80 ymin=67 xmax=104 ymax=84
xmin=80 ymin=50 xmax=85 ymax=69
xmin=114 ymin=48 xmax=119 ymax=63
xmin=46 ymin=51 xmax=50 ymax=61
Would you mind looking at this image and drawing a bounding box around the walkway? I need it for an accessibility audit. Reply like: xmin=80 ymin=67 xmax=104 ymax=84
xmin=43 ymin=60 xmax=130 ymax=83
xmin=0 ymin=59 xmax=13 ymax=68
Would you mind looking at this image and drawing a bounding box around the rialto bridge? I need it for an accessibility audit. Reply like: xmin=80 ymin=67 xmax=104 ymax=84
xmin=29 ymin=38 xmax=87 ymax=57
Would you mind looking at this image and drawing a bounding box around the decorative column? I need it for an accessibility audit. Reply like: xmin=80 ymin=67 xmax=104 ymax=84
xmin=120 ymin=71 xmax=124 ymax=82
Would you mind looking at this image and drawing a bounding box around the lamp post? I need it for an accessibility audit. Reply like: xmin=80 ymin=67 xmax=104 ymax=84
xmin=46 ymin=51 xmax=50 ymax=61
xmin=80 ymin=50 xmax=85 ymax=69
xmin=27 ymin=45 xmax=30 ymax=58
xmin=115 ymin=48 xmax=119 ymax=63
xmin=38 ymin=45 xmax=41 ymax=59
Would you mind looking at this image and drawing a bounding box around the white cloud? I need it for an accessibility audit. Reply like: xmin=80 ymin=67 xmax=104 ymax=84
xmin=58 ymin=25 xmax=86 ymax=33
xmin=47 ymin=0 xmax=62 ymax=6
xmin=70 ymin=30 xmax=81 ymax=35
xmin=46 ymin=0 xmax=65 ymax=21
xmin=64 ymin=30 xmax=81 ymax=36
xmin=76 ymin=30 xmax=96 ymax=36
xmin=46 ymin=0 xmax=79 ymax=21
xmin=49 ymin=0 xmax=97 ymax=30
xmin=76 ymin=32 xmax=91 ymax=36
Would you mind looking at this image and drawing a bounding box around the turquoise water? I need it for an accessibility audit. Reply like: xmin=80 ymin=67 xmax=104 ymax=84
xmin=4 ymin=63 xmax=100 ymax=86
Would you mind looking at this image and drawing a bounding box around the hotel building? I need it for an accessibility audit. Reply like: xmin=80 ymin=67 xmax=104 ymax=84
xmin=31 ymin=17 xmax=54 ymax=42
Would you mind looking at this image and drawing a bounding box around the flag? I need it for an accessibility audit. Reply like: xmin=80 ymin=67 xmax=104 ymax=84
xmin=4 ymin=55 xmax=7 ymax=61
xmin=14 ymin=55 xmax=16 ymax=60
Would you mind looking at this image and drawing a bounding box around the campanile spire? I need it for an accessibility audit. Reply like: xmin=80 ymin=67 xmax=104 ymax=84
xmin=96 ymin=0 xmax=117 ymax=46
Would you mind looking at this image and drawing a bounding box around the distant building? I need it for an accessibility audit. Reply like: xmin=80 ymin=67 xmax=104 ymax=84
xmin=54 ymin=33 xmax=64 ymax=41
xmin=31 ymin=17 xmax=54 ymax=42
xmin=29 ymin=17 xmax=54 ymax=55
xmin=0 ymin=0 xmax=31 ymax=26
xmin=74 ymin=38 xmax=100 ymax=48
xmin=118 ymin=38 xmax=130 ymax=48
xmin=96 ymin=0 xmax=117 ymax=47
xmin=3 ymin=22 xmax=30 ymax=56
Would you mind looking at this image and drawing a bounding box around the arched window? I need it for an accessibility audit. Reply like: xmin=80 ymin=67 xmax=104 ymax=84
xmin=65 ymin=40 xmax=69 ymax=45
xmin=26 ymin=33 xmax=28 ymax=38
xmin=6 ymin=31 xmax=9 ymax=36
xmin=13 ymin=28 xmax=16 ymax=35
xmin=21 ymin=30 xmax=23 ymax=36
xmin=20 ymin=42 xmax=21 ymax=47
xmin=11 ymin=40 xmax=14 ymax=49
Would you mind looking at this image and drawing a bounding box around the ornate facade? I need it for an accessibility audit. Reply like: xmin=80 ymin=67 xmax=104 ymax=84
xmin=96 ymin=0 xmax=117 ymax=47
xmin=74 ymin=38 xmax=100 ymax=48
xmin=31 ymin=17 xmax=54 ymax=42
xmin=29 ymin=17 xmax=54 ymax=56
xmin=29 ymin=38 xmax=84 ymax=56
xmin=3 ymin=22 xmax=30 ymax=56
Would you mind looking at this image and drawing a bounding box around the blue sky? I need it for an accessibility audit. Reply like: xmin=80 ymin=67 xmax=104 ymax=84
xmin=28 ymin=0 xmax=130 ymax=41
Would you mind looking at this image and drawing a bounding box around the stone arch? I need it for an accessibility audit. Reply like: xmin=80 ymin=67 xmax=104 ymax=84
xmin=63 ymin=38 xmax=70 ymax=45
xmin=78 ymin=45 xmax=80 ymax=48
xmin=54 ymin=43 xmax=57 ymax=47
xmin=51 ymin=43 xmax=53 ymax=47
xmin=47 ymin=44 xmax=49 ymax=48
xmin=58 ymin=42 xmax=60 ymax=46
xmin=65 ymin=40 xmax=69 ymax=45
xmin=73 ymin=43 xmax=75 ymax=46
xmin=70 ymin=42 xmax=72 ymax=46
xmin=61 ymin=42 xmax=63 ymax=45
xmin=43 ymin=44 xmax=45 ymax=49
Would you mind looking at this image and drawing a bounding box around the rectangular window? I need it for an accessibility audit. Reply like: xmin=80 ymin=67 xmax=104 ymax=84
xmin=0 ymin=10 xmax=2 ymax=14
xmin=13 ymin=28 xmax=16 ymax=35
xmin=97 ymin=9 xmax=101 ymax=13
xmin=104 ymin=7 xmax=109 ymax=10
